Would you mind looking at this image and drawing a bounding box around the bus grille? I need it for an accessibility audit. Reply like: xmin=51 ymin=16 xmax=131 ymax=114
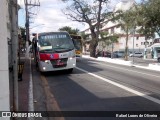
xmin=50 ymin=58 xmax=68 ymax=68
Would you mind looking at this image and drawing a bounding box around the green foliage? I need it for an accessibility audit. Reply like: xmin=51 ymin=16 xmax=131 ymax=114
xmin=135 ymin=0 xmax=160 ymax=38
xmin=100 ymin=32 xmax=118 ymax=44
xmin=114 ymin=9 xmax=136 ymax=60
xmin=20 ymin=27 xmax=26 ymax=41
xmin=80 ymin=32 xmax=88 ymax=40
xmin=117 ymin=10 xmax=136 ymax=33
xmin=58 ymin=26 xmax=80 ymax=35
xmin=99 ymin=31 xmax=118 ymax=50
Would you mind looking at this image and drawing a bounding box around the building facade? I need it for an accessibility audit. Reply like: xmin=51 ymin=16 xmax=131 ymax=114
xmin=0 ymin=0 xmax=10 ymax=113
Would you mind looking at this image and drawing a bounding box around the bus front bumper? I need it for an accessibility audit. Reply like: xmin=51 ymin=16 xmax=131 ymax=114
xmin=38 ymin=57 xmax=76 ymax=72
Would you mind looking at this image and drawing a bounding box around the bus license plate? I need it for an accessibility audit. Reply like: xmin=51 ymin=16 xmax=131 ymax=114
xmin=56 ymin=60 xmax=64 ymax=66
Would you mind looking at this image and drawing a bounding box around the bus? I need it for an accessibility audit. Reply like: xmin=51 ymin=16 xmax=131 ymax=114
xmin=33 ymin=32 xmax=76 ymax=72
xmin=70 ymin=34 xmax=83 ymax=58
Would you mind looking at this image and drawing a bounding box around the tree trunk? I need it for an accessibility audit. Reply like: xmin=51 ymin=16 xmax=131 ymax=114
xmin=89 ymin=26 xmax=98 ymax=58
xmin=124 ymin=46 xmax=128 ymax=60
xmin=89 ymin=38 xmax=98 ymax=57
xmin=111 ymin=42 xmax=113 ymax=59
xmin=124 ymin=29 xmax=129 ymax=61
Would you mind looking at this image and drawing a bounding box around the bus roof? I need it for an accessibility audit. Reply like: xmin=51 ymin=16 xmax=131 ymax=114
xmin=38 ymin=31 xmax=70 ymax=36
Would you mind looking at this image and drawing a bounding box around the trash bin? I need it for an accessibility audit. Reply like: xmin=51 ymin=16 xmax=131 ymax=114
xmin=18 ymin=61 xmax=24 ymax=81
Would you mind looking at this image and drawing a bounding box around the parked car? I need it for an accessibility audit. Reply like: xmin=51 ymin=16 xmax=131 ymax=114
xmin=104 ymin=51 xmax=111 ymax=57
xmin=129 ymin=52 xmax=143 ymax=58
xmin=113 ymin=51 xmax=125 ymax=58
xmin=96 ymin=51 xmax=111 ymax=58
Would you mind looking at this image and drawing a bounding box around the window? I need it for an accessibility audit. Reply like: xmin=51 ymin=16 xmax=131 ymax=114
xmin=141 ymin=42 xmax=143 ymax=45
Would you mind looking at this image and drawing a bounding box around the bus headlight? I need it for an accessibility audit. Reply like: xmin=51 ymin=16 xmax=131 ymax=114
xmin=69 ymin=55 xmax=76 ymax=60
xmin=44 ymin=60 xmax=50 ymax=64
xmin=43 ymin=67 xmax=46 ymax=70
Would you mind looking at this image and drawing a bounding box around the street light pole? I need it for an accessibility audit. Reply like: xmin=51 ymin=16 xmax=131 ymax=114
xmin=144 ymin=37 xmax=147 ymax=59
xmin=11 ymin=0 xmax=18 ymax=111
xmin=132 ymin=27 xmax=135 ymax=65
xmin=25 ymin=0 xmax=29 ymax=54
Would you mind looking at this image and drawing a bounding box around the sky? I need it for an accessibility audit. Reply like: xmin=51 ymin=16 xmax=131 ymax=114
xmin=18 ymin=0 xmax=141 ymax=34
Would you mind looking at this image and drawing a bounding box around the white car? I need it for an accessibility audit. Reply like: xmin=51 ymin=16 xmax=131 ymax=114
xmin=129 ymin=52 xmax=143 ymax=58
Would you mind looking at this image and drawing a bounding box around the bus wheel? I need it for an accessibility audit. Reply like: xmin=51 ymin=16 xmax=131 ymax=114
xmin=68 ymin=68 xmax=73 ymax=73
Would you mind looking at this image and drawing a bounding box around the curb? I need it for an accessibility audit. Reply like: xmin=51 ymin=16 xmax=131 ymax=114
xmin=82 ymin=55 xmax=160 ymax=72
xmin=148 ymin=63 xmax=160 ymax=71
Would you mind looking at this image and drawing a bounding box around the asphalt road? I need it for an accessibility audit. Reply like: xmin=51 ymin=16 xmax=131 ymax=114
xmin=34 ymin=57 xmax=160 ymax=120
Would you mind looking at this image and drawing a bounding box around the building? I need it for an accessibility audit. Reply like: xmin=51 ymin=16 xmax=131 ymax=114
xmin=0 ymin=0 xmax=10 ymax=113
xmin=82 ymin=0 xmax=153 ymax=55
xmin=0 ymin=0 xmax=19 ymax=117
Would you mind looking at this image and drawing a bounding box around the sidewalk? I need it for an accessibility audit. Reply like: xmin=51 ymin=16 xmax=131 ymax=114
xmin=18 ymin=52 xmax=49 ymax=120
xmin=82 ymin=55 xmax=160 ymax=72
xmin=18 ymin=58 xmax=30 ymax=111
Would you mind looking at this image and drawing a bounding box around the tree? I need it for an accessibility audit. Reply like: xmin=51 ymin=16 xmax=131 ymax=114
xmin=61 ymin=0 xmax=113 ymax=57
xmin=58 ymin=26 xmax=80 ymax=35
xmin=131 ymin=0 xmax=160 ymax=58
xmin=20 ymin=27 xmax=26 ymax=41
xmin=100 ymin=31 xmax=118 ymax=58
xmin=121 ymin=11 xmax=135 ymax=60
xmin=114 ymin=9 xmax=137 ymax=60
xmin=140 ymin=0 xmax=160 ymax=37
xmin=134 ymin=0 xmax=160 ymax=39
xmin=18 ymin=27 xmax=26 ymax=48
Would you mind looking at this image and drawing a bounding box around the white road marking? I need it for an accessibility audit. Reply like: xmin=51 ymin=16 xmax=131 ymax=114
xmin=89 ymin=61 xmax=160 ymax=78
xmin=76 ymin=67 xmax=160 ymax=105
xmin=28 ymin=56 xmax=34 ymax=112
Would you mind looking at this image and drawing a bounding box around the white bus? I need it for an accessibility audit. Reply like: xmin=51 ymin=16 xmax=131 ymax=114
xmin=33 ymin=32 xmax=76 ymax=73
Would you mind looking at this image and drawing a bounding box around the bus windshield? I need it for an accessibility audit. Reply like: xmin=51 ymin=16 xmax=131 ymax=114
xmin=70 ymin=35 xmax=83 ymax=57
xmin=70 ymin=35 xmax=82 ymax=50
xmin=72 ymin=39 xmax=82 ymax=50
xmin=38 ymin=32 xmax=74 ymax=53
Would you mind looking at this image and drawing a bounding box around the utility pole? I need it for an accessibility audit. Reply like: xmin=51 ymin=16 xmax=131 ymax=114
xmin=132 ymin=27 xmax=135 ymax=65
xmin=24 ymin=0 xmax=40 ymax=58
xmin=144 ymin=37 xmax=147 ymax=59
xmin=11 ymin=0 xmax=18 ymax=111
xmin=25 ymin=0 xmax=29 ymax=58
